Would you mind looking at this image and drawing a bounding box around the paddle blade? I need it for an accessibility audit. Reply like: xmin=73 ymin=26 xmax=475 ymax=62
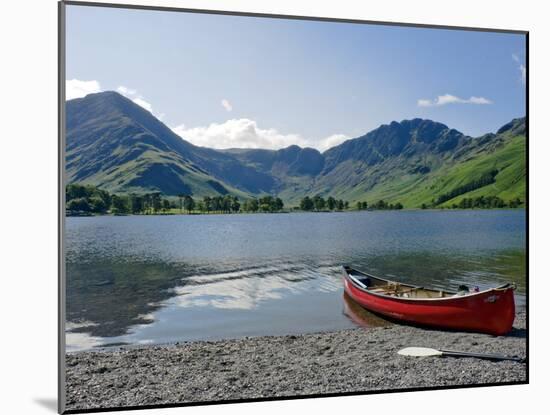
xmin=398 ymin=347 xmax=443 ymax=357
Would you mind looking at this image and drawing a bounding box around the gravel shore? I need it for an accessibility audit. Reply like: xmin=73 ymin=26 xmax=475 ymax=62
xmin=65 ymin=311 xmax=526 ymax=411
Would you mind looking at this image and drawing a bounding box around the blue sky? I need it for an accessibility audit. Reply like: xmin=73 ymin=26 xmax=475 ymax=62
xmin=66 ymin=4 xmax=526 ymax=151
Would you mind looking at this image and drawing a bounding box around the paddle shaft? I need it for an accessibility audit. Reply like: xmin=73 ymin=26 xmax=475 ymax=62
xmin=440 ymin=349 xmax=525 ymax=363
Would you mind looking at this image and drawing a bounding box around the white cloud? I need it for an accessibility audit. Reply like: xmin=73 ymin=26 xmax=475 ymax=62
xmin=132 ymin=97 xmax=154 ymax=113
xmin=116 ymin=85 xmax=137 ymax=95
xmin=417 ymin=94 xmax=493 ymax=107
xmin=116 ymin=85 xmax=154 ymax=113
xmin=66 ymin=79 xmax=101 ymax=100
xmin=512 ymin=54 xmax=526 ymax=85
xmin=417 ymin=99 xmax=432 ymax=107
xmin=467 ymin=96 xmax=492 ymax=105
xmin=172 ymin=118 xmax=309 ymax=150
xmin=221 ymin=99 xmax=233 ymax=112
xmin=318 ymin=134 xmax=350 ymax=152
xmin=171 ymin=118 xmax=348 ymax=151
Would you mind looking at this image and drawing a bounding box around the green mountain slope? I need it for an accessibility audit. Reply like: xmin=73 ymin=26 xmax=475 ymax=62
xmin=278 ymin=118 xmax=526 ymax=207
xmin=432 ymin=133 xmax=525 ymax=207
xmin=66 ymin=92 xmax=273 ymax=197
xmin=66 ymin=91 xmax=526 ymax=207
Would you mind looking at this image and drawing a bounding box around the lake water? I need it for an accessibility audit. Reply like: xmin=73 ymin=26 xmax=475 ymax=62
xmin=65 ymin=210 xmax=526 ymax=351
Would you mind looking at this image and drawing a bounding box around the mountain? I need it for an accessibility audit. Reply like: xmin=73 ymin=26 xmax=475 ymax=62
xmin=66 ymin=91 xmax=526 ymax=207
xmin=323 ymin=119 xmax=465 ymax=172
xmin=66 ymin=91 xmax=275 ymax=197
xmin=293 ymin=117 xmax=525 ymax=207
xmin=224 ymin=145 xmax=324 ymax=177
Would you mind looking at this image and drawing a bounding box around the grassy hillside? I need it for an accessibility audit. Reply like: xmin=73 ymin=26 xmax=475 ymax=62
xmin=66 ymin=91 xmax=271 ymax=198
xmin=66 ymin=92 xmax=525 ymax=208
xmin=436 ymin=135 xmax=525 ymax=206
xmin=278 ymin=127 xmax=526 ymax=208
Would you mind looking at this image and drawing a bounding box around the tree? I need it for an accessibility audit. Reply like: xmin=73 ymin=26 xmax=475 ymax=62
xmin=203 ymin=196 xmax=212 ymax=213
xmin=435 ymin=170 xmax=499 ymax=206
xmin=344 ymin=201 xmax=349 ymax=210
xmin=421 ymin=203 xmax=428 ymax=209
xmin=258 ymin=196 xmax=272 ymax=212
xmin=231 ymin=196 xmax=241 ymax=213
xmin=258 ymin=196 xmax=273 ymax=212
xmin=394 ymin=202 xmax=403 ymax=210
xmin=111 ymin=195 xmax=130 ymax=214
xmin=313 ymin=195 xmax=326 ymax=211
xmin=66 ymin=184 xmax=88 ymax=201
xmin=300 ymin=196 xmax=314 ymax=211
xmin=66 ymin=184 xmax=110 ymax=208
xmin=183 ymin=195 xmax=195 ymax=213
xmin=221 ymin=195 xmax=233 ymax=213
xmin=66 ymin=197 xmax=91 ymax=212
xmin=141 ymin=194 xmax=148 ymax=213
xmin=162 ymin=199 xmax=171 ymax=212
xmin=509 ymin=198 xmax=522 ymax=208
xmin=273 ymin=197 xmax=284 ymax=211
xmin=177 ymin=194 xmax=186 ymax=213
xmin=211 ymin=196 xmax=222 ymax=212
xmin=129 ymin=194 xmax=143 ymax=214
xmin=89 ymin=196 xmax=108 ymax=213
xmin=374 ymin=200 xmax=387 ymax=210
xmin=151 ymin=192 xmax=162 ymax=213
xmin=65 ymin=184 xmax=114 ymax=214
xmin=244 ymin=198 xmax=259 ymax=212
xmin=327 ymin=196 xmax=336 ymax=210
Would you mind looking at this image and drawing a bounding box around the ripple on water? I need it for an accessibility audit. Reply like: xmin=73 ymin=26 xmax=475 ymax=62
xmin=65 ymin=211 xmax=526 ymax=350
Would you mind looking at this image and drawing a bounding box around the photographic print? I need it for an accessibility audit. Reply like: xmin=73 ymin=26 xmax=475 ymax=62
xmin=60 ymin=2 xmax=527 ymax=413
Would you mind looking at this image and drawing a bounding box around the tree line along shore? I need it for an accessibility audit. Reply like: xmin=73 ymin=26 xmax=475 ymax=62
xmin=65 ymin=183 xmax=524 ymax=216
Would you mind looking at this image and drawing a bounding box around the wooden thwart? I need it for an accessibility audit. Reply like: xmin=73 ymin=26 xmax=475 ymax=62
xmin=370 ymin=284 xmax=424 ymax=297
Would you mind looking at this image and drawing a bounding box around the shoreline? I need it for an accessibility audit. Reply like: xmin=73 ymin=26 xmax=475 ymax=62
xmin=65 ymin=311 xmax=526 ymax=411
xmin=66 ymin=207 xmax=526 ymax=218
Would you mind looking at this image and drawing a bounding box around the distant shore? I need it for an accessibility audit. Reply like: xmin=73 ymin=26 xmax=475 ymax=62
xmin=65 ymin=310 xmax=526 ymax=411
xmin=66 ymin=207 xmax=525 ymax=217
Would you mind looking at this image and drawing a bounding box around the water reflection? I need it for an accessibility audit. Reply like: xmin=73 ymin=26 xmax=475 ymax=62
xmin=66 ymin=261 xmax=186 ymax=338
xmin=342 ymin=293 xmax=391 ymax=328
xmin=65 ymin=211 xmax=526 ymax=351
xmin=171 ymin=263 xmax=341 ymax=310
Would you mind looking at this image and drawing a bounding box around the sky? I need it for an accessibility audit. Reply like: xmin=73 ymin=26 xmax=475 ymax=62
xmin=65 ymin=5 xmax=526 ymax=152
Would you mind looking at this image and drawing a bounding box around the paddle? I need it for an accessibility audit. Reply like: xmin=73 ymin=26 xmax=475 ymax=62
xmin=398 ymin=347 xmax=525 ymax=363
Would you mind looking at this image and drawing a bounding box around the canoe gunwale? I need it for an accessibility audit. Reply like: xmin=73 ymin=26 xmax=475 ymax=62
xmin=343 ymin=266 xmax=515 ymax=303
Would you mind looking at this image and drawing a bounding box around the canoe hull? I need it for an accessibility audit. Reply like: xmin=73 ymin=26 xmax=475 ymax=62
xmin=343 ymin=269 xmax=515 ymax=336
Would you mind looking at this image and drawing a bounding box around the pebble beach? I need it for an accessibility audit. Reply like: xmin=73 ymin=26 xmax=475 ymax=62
xmin=65 ymin=310 xmax=526 ymax=411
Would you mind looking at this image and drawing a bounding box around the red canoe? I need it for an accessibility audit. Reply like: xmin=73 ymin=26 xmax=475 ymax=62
xmin=342 ymin=266 xmax=516 ymax=335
